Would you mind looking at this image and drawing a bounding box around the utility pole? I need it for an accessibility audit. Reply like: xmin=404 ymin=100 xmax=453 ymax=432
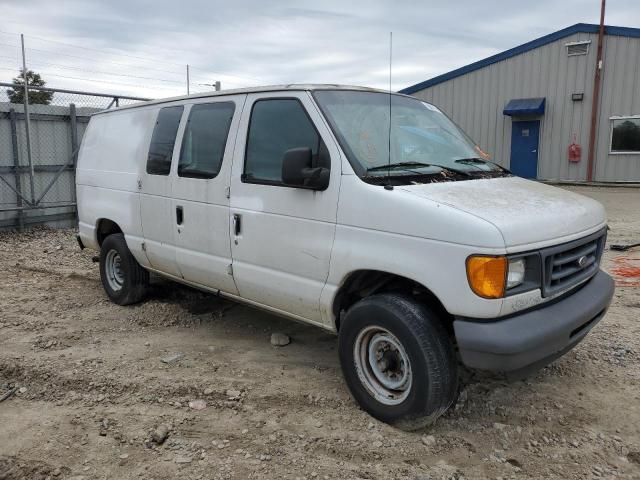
xmin=586 ymin=0 xmax=606 ymax=182
xmin=186 ymin=64 xmax=190 ymax=95
xmin=20 ymin=34 xmax=35 ymax=204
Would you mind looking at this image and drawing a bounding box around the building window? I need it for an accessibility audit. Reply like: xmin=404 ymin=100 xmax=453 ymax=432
xmin=610 ymin=117 xmax=640 ymax=154
xmin=147 ymin=105 xmax=184 ymax=175
xmin=566 ymin=40 xmax=590 ymax=56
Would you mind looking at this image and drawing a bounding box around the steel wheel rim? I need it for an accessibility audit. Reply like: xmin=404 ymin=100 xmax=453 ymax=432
xmin=105 ymin=249 xmax=124 ymax=291
xmin=353 ymin=326 xmax=412 ymax=405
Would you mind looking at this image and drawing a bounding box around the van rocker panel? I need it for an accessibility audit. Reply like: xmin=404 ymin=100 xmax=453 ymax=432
xmin=453 ymin=269 xmax=614 ymax=372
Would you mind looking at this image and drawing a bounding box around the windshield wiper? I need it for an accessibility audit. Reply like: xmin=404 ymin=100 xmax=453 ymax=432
xmin=454 ymin=157 xmax=510 ymax=173
xmin=367 ymin=161 xmax=471 ymax=177
xmin=454 ymin=157 xmax=488 ymax=165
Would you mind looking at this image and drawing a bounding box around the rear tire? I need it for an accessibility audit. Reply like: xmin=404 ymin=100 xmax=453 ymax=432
xmin=99 ymin=233 xmax=149 ymax=305
xmin=338 ymin=293 xmax=457 ymax=430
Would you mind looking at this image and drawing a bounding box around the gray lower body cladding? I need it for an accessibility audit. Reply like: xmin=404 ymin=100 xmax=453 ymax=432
xmin=454 ymin=269 xmax=615 ymax=373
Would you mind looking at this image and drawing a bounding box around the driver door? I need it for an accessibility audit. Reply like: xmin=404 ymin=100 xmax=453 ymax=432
xmin=228 ymin=92 xmax=341 ymax=325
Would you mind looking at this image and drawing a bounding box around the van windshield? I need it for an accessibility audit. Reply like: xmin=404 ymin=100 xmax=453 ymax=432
xmin=313 ymin=90 xmax=506 ymax=182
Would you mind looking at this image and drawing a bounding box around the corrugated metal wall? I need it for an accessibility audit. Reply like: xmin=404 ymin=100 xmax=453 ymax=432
xmin=411 ymin=32 xmax=640 ymax=182
xmin=595 ymin=35 xmax=640 ymax=181
xmin=0 ymin=103 xmax=94 ymax=228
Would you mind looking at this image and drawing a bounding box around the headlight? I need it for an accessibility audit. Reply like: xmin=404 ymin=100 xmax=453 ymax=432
xmin=466 ymin=255 xmax=531 ymax=298
xmin=507 ymin=258 xmax=526 ymax=289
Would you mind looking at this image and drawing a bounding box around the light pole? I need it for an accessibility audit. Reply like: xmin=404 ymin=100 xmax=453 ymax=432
xmin=198 ymin=81 xmax=221 ymax=91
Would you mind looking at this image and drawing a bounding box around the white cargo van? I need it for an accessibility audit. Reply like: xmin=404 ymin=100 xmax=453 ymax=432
xmin=76 ymin=85 xmax=614 ymax=429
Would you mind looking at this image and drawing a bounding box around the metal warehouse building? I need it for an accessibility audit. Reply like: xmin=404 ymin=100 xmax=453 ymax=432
xmin=400 ymin=23 xmax=640 ymax=182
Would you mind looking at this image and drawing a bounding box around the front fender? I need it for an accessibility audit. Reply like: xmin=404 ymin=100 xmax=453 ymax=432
xmin=319 ymin=224 xmax=506 ymax=329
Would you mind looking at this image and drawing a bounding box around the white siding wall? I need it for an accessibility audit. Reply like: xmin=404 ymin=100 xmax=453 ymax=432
xmin=411 ymin=32 xmax=640 ymax=182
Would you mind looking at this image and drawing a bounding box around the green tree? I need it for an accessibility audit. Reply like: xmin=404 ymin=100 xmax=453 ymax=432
xmin=8 ymin=69 xmax=54 ymax=105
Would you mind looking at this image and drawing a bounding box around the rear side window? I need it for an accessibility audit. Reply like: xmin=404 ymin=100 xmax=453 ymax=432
xmin=146 ymin=105 xmax=184 ymax=175
xmin=244 ymin=98 xmax=327 ymax=184
xmin=178 ymin=102 xmax=235 ymax=179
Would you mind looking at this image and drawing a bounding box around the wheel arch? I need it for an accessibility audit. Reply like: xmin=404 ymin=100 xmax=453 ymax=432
xmin=96 ymin=218 xmax=123 ymax=246
xmin=331 ymin=269 xmax=453 ymax=333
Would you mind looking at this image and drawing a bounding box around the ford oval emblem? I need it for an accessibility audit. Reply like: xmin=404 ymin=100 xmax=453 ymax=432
xmin=577 ymin=255 xmax=588 ymax=268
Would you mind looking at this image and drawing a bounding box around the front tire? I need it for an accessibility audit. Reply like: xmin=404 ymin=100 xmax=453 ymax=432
xmin=99 ymin=233 xmax=149 ymax=305
xmin=338 ymin=293 xmax=457 ymax=430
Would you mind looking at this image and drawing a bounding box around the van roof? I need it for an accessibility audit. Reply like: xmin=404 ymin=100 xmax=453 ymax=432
xmin=93 ymin=84 xmax=395 ymax=116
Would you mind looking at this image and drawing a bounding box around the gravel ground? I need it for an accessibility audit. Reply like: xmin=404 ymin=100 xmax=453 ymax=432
xmin=0 ymin=185 xmax=639 ymax=480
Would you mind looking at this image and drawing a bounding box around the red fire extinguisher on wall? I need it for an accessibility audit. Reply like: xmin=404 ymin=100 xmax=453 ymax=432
xmin=568 ymin=134 xmax=581 ymax=163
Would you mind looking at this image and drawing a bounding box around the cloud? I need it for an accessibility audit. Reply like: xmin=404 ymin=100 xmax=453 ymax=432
xmin=0 ymin=0 xmax=639 ymax=99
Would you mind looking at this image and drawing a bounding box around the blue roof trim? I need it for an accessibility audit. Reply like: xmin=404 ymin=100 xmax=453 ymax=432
xmin=503 ymin=98 xmax=546 ymax=116
xmin=399 ymin=23 xmax=640 ymax=95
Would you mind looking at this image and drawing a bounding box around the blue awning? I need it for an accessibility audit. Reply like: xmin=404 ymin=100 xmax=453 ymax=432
xmin=503 ymin=98 xmax=546 ymax=116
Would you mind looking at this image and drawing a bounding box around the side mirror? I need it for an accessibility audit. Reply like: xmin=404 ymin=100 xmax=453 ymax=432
xmin=281 ymin=147 xmax=330 ymax=190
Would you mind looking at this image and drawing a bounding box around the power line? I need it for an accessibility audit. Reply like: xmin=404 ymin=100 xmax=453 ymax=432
xmin=0 ymin=59 xmax=183 ymax=86
xmin=28 ymin=34 xmax=187 ymax=68
xmin=25 ymin=46 xmax=185 ymax=76
xmin=2 ymin=30 xmax=265 ymax=85
xmin=24 ymin=32 xmax=207 ymax=67
xmin=0 ymin=65 xmax=181 ymax=90
xmin=16 ymin=58 xmax=184 ymax=84
xmin=1 ymin=30 xmax=269 ymax=89
xmin=0 ymin=29 xmax=188 ymax=68
xmin=0 ymin=31 xmax=18 ymax=41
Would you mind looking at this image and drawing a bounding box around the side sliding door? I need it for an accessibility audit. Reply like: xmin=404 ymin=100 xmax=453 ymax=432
xmin=169 ymin=96 xmax=245 ymax=294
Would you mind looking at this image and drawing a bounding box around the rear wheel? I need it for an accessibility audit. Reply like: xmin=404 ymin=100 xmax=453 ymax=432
xmin=339 ymin=293 xmax=457 ymax=430
xmin=99 ymin=233 xmax=149 ymax=305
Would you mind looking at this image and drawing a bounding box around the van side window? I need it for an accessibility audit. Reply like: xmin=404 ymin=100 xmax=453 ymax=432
xmin=146 ymin=105 xmax=184 ymax=175
xmin=178 ymin=102 xmax=235 ymax=179
xmin=244 ymin=98 xmax=328 ymax=185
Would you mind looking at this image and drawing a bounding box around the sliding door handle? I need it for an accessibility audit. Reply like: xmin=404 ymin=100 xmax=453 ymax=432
xmin=233 ymin=214 xmax=241 ymax=235
xmin=176 ymin=206 xmax=183 ymax=225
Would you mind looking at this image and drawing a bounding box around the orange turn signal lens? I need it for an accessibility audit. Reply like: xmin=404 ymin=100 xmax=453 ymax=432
xmin=466 ymin=255 xmax=507 ymax=299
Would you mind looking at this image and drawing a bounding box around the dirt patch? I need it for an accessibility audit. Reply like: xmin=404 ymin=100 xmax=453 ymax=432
xmin=0 ymin=186 xmax=639 ymax=479
xmin=0 ymin=455 xmax=70 ymax=480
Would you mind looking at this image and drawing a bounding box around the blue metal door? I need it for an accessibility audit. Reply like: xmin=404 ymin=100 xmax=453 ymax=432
xmin=510 ymin=120 xmax=540 ymax=179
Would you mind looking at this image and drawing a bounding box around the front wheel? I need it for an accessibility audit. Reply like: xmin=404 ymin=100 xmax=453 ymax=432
xmin=99 ymin=233 xmax=149 ymax=305
xmin=338 ymin=293 xmax=457 ymax=430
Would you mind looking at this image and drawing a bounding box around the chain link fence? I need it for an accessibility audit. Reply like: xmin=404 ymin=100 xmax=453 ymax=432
xmin=0 ymin=82 xmax=149 ymax=230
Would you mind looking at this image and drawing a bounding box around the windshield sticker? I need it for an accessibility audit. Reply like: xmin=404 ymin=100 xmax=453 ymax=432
xmin=474 ymin=145 xmax=491 ymax=160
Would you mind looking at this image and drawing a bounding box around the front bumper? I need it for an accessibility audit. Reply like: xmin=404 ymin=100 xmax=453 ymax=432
xmin=454 ymin=269 xmax=615 ymax=374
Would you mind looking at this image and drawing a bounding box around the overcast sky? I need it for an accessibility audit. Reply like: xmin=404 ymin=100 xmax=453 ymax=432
xmin=1 ymin=0 xmax=639 ymax=100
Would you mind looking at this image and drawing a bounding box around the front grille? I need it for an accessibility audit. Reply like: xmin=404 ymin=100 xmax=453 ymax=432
xmin=541 ymin=228 xmax=606 ymax=297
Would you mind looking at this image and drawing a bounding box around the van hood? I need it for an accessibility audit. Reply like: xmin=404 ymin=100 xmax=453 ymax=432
xmin=397 ymin=176 xmax=606 ymax=248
